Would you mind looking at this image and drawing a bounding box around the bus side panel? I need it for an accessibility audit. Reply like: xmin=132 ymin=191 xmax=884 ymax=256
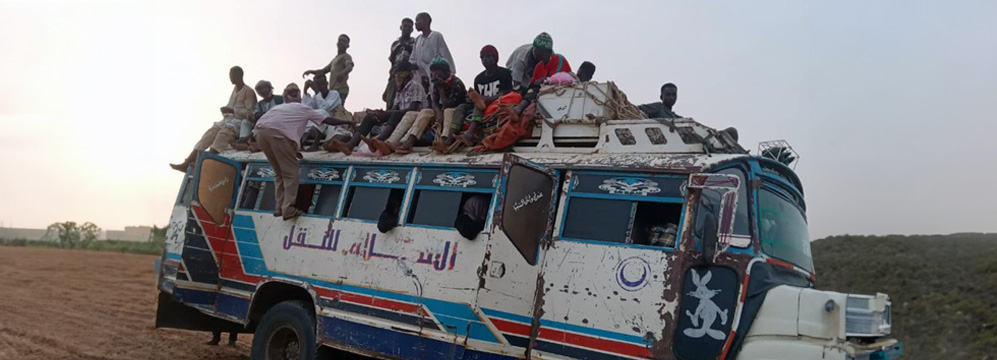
xmin=537 ymin=242 xmax=676 ymax=360
xmin=227 ymin=210 xmax=497 ymax=359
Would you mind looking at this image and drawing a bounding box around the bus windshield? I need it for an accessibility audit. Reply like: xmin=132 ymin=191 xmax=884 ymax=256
xmin=758 ymin=186 xmax=814 ymax=273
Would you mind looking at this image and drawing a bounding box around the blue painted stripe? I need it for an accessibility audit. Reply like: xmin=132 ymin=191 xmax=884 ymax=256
xmin=216 ymin=293 xmax=250 ymax=319
xmin=319 ymin=315 xmax=517 ymax=360
xmin=166 ymin=252 xmax=183 ymax=261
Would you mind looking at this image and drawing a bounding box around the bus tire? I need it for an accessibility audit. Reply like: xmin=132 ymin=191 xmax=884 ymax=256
xmin=250 ymin=300 xmax=317 ymax=360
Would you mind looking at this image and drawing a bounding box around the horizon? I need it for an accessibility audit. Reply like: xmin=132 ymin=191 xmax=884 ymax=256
xmin=1 ymin=0 xmax=995 ymax=239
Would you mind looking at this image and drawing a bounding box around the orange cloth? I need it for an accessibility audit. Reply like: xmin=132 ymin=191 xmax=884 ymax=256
xmin=483 ymin=92 xmax=523 ymax=118
xmin=474 ymin=103 xmax=536 ymax=152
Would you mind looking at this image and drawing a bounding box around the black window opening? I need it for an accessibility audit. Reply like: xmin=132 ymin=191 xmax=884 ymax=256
xmin=343 ymin=187 xmax=406 ymax=222
xmin=560 ymin=172 xmax=687 ymax=248
xmin=309 ymin=185 xmax=343 ymax=216
xmin=561 ymin=197 xmax=683 ymax=247
xmin=238 ymin=180 xmax=277 ymax=211
xmin=692 ymin=167 xmax=751 ymax=246
xmin=177 ymin=174 xmax=195 ymax=206
xmin=407 ymin=190 xmax=493 ymax=229
xmin=300 ymin=165 xmax=349 ymax=217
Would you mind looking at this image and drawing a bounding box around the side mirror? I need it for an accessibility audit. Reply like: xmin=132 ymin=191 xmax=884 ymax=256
xmin=688 ymin=173 xmax=740 ymax=263
xmin=702 ymin=212 xmax=719 ymax=262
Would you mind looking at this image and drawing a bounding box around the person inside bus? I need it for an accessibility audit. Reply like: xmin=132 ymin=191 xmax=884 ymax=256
xmin=206 ymin=330 xmax=237 ymax=347
xmin=453 ymin=45 xmax=518 ymax=150
xmin=455 ymin=194 xmax=489 ymax=240
xmin=324 ymin=62 xmax=428 ymax=156
xmin=377 ymin=192 xmax=404 ymax=233
xmin=170 ymin=66 xmax=257 ymax=171
xmin=254 ymin=83 xmax=355 ymax=220
xmin=639 ymin=83 xmax=682 ymax=119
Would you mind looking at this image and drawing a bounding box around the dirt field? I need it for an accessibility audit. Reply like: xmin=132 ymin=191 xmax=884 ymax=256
xmin=0 ymin=246 xmax=250 ymax=360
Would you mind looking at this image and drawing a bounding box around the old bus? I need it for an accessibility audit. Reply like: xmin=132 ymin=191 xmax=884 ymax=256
xmin=155 ymin=113 xmax=901 ymax=360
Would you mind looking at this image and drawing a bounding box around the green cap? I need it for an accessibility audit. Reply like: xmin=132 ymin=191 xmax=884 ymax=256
xmin=429 ymin=56 xmax=450 ymax=70
xmin=533 ymin=32 xmax=553 ymax=51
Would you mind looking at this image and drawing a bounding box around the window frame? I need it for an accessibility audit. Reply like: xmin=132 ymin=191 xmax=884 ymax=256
xmin=556 ymin=170 xmax=687 ymax=251
xmin=175 ymin=169 xmax=196 ymax=206
xmin=298 ymin=164 xmax=349 ymax=219
xmin=401 ymin=167 xmax=499 ymax=231
xmin=755 ymin=182 xmax=814 ymax=272
xmin=340 ymin=166 xmax=414 ymax=223
xmin=236 ymin=162 xmax=278 ymax=213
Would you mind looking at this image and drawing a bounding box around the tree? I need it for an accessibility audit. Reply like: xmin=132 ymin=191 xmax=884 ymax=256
xmin=46 ymin=221 xmax=101 ymax=248
xmin=47 ymin=221 xmax=80 ymax=248
xmin=79 ymin=222 xmax=101 ymax=247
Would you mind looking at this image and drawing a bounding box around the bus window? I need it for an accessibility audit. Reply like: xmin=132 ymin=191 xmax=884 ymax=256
xmin=239 ymin=181 xmax=264 ymax=210
xmin=177 ymin=174 xmax=195 ymax=206
xmin=693 ymin=167 xmax=750 ymax=247
xmin=343 ymin=187 xmax=405 ymax=221
xmin=560 ymin=173 xmax=686 ymax=248
xmin=407 ymin=168 xmax=498 ymax=230
xmin=562 ymin=198 xmax=682 ymax=247
xmin=259 ymin=183 xmax=276 ymax=211
xmin=311 ymin=185 xmax=342 ymax=216
xmin=758 ymin=186 xmax=813 ymax=272
xmin=300 ymin=165 xmax=348 ymax=217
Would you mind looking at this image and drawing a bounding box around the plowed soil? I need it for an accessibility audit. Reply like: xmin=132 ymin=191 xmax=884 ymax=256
xmin=0 ymin=246 xmax=250 ymax=360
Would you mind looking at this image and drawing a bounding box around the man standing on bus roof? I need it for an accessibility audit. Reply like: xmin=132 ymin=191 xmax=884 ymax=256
xmin=409 ymin=12 xmax=456 ymax=86
xmin=639 ymin=83 xmax=682 ymax=119
xmin=254 ymin=83 xmax=355 ymax=220
xmin=303 ymin=34 xmax=354 ymax=104
xmin=170 ymin=66 xmax=257 ymax=171
xmin=383 ymin=18 xmax=415 ymax=109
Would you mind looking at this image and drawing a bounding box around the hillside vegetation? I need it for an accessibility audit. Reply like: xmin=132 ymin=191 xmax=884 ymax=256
xmin=812 ymin=233 xmax=997 ymax=360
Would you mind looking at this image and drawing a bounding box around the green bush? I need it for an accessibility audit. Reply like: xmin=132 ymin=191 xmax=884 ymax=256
xmin=813 ymin=233 xmax=997 ymax=360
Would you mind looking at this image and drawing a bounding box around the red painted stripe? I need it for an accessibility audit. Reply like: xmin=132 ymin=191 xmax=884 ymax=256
xmin=314 ymin=287 xmax=427 ymax=316
xmin=491 ymin=317 xmax=650 ymax=358
xmin=490 ymin=318 xmax=531 ymax=337
xmin=538 ymin=326 xmax=652 ymax=359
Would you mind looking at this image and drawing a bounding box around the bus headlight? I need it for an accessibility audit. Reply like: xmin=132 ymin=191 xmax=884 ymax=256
xmin=845 ymin=293 xmax=892 ymax=337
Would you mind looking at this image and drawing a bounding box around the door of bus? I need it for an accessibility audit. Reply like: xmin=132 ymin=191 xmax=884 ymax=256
xmin=474 ymin=154 xmax=560 ymax=357
xmin=176 ymin=152 xmax=241 ymax=306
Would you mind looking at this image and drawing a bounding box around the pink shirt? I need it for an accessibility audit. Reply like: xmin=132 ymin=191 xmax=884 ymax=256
xmin=254 ymin=103 xmax=326 ymax=147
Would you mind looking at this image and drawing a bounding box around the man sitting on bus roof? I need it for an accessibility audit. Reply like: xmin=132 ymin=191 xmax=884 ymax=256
xmin=454 ymin=45 xmax=519 ymax=149
xmin=324 ymin=62 xmax=427 ymax=156
xmin=301 ymin=75 xmax=349 ymax=152
xmin=639 ymin=83 xmax=682 ymax=119
xmin=417 ymin=57 xmax=470 ymax=154
xmin=170 ymin=66 xmax=257 ymax=171
xmin=254 ymin=83 xmax=355 ymax=220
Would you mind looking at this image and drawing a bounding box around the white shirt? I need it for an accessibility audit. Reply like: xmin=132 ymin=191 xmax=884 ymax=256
xmin=255 ymin=103 xmax=326 ymax=148
xmin=409 ymin=31 xmax=456 ymax=79
xmin=307 ymin=90 xmax=350 ymax=138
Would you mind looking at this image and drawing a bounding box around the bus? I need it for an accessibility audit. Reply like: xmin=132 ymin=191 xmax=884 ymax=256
xmin=155 ymin=102 xmax=901 ymax=360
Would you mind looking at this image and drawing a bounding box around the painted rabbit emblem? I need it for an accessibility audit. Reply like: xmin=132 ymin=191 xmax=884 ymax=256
xmin=683 ymin=270 xmax=729 ymax=340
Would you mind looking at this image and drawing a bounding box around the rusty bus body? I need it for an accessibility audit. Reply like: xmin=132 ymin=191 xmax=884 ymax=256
xmin=155 ymin=115 xmax=901 ymax=360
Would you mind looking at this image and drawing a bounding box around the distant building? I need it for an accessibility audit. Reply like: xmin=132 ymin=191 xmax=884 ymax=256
xmin=0 ymin=227 xmax=58 ymax=242
xmin=105 ymin=226 xmax=153 ymax=242
xmin=0 ymin=225 xmax=152 ymax=242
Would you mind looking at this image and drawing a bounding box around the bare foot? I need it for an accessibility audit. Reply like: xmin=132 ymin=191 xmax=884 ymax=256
xmin=326 ymin=140 xmax=353 ymax=156
xmin=370 ymin=139 xmax=393 ymax=155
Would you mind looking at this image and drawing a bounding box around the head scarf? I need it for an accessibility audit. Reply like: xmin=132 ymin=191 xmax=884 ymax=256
xmin=480 ymin=45 xmax=499 ymax=59
xmin=533 ymin=32 xmax=553 ymax=51
xmin=255 ymin=80 xmax=272 ymax=89
xmin=429 ymin=56 xmax=451 ymax=71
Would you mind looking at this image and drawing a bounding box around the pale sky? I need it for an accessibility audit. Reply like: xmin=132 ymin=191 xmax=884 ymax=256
xmin=0 ymin=0 xmax=994 ymax=239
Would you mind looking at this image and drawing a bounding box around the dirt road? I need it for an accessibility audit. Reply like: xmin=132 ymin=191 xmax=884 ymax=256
xmin=0 ymin=246 xmax=250 ymax=360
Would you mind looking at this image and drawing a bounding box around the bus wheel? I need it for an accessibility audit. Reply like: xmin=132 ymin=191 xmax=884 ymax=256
xmin=251 ymin=300 xmax=316 ymax=360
